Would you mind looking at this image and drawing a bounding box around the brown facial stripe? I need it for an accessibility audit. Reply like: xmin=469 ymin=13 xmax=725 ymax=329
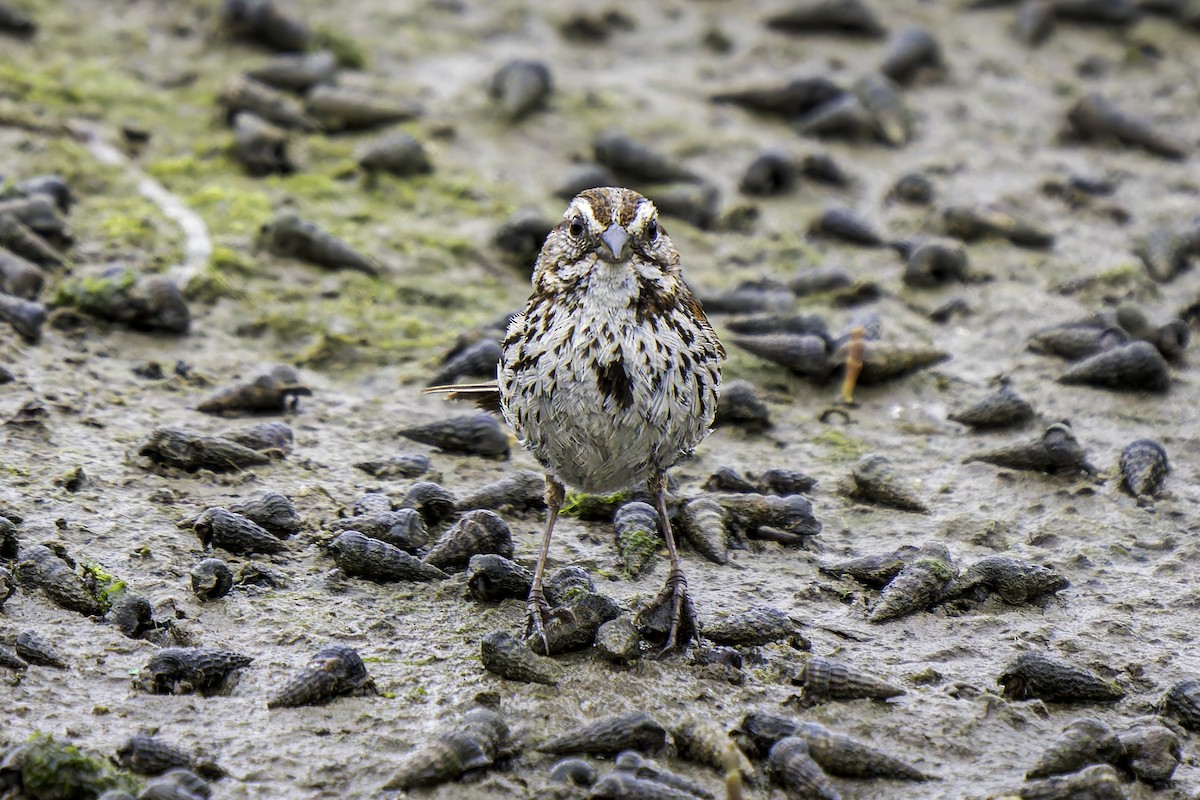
xmin=575 ymin=187 xmax=650 ymax=229
xmin=594 ymin=356 xmax=634 ymax=410
xmin=616 ymin=190 xmax=644 ymax=227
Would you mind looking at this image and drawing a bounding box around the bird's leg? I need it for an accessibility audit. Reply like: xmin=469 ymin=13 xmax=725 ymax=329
xmin=524 ymin=475 xmax=564 ymax=655
xmin=649 ymin=471 xmax=694 ymax=656
xmin=839 ymin=325 xmax=866 ymax=405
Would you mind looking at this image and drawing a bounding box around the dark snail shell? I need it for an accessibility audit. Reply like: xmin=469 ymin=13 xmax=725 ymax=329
xmin=796 ymin=722 xmax=930 ymax=781
xmin=998 ymin=652 xmax=1125 ymax=703
xmin=1119 ymin=438 xmax=1169 ymax=503
xmin=193 ymin=508 xmax=287 ymax=555
xmin=267 ymin=644 xmax=373 ymax=708
xmin=422 ymin=510 xmax=513 ymax=572
xmin=137 ymin=647 xmax=253 ymax=695
xmin=868 ymin=544 xmax=957 ymax=623
xmin=1026 ymin=718 xmax=1124 ymax=780
xmin=227 ymin=491 xmax=301 ymax=537
xmin=15 ymin=630 xmax=67 ymax=668
xmin=479 ymin=631 xmax=563 ymax=685
xmin=767 ymin=737 xmax=841 ymax=800
xmin=538 ymin=713 xmax=668 ymax=757
xmin=190 ymin=558 xmax=235 ymax=601
xmin=328 ymin=531 xmax=448 ymax=582
xmin=466 ymin=554 xmax=533 ymax=602
xmin=796 ymin=656 xmax=905 ymax=702
xmin=382 ymin=707 xmax=509 ymax=790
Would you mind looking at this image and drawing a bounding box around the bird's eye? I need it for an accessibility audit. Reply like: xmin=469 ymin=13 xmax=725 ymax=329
xmin=568 ymin=216 xmax=585 ymax=238
xmin=647 ymin=220 xmax=659 ymax=241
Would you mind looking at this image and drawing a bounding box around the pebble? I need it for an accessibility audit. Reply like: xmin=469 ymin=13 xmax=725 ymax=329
xmin=594 ymin=617 xmax=641 ymax=663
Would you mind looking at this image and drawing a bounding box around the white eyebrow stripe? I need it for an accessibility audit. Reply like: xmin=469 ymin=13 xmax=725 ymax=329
xmin=570 ymin=196 xmax=604 ymax=231
xmin=629 ymin=200 xmax=655 ymax=231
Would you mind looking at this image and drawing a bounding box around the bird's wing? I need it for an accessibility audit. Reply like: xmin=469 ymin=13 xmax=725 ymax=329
xmin=422 ymin=382 xmax=503 ymax=414
xmin=683 ymin=287 xmax=727 ymax=360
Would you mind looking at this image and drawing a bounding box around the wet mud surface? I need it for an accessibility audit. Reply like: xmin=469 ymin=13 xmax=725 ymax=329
xmin=2 ymin=0 xmax=1200 ymax=797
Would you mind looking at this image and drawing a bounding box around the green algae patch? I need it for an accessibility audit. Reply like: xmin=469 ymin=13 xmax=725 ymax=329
xmin=296 ymin=331 xmax=373 ymax=370
xmin=267 ymin=171 xmax=347 ymax=203
xmin=63 ymin=190 xmax=187 ymax=270
xmin=185 ymin=268 xmax=246 ymax=304
xmin=812 ymin=428 xmax=871 ymax=462
xmin=0 ymin=55 xmax=166 ymax=117
xmin=19 ymin=732 xmax=142 ymax=799
xmin=209 ymin=245 xmax=258 ymax=277
xmin=185 ymin=184 xmax=273 ymax=237
xmin=13 ymin=137 xmax=124 ymax=195
xmin=82 ymin=559 xmax=127 ymax=609
xmin=616 ymin=525 xmax=659 ymax=578
xmin=92 ymin=196 xmax=179 ymax=259
xmin=51 ymin=269 xmax=136 ymax=314
xmin=312 ymin=25 xmax=370 ymax=69
xmin=561 ymin=490 xmax=628 ymax=520
xmin=147 ymin=154 xmax=214 ymax=182
xmin=304 ymin=135 xmax=357 ymax=162
xmin=402 ymin=229 xmax=481 ymax=263
xmin=369 ymin=173 xmax=511 ymax=219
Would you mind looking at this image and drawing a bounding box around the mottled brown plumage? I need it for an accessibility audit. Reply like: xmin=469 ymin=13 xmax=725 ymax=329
xmin=429 ymin=187 xmax=723 ymax=654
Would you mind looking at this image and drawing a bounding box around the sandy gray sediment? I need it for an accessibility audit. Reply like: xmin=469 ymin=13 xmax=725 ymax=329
xmin=2 ymin=1 xmax=1200 ymax=798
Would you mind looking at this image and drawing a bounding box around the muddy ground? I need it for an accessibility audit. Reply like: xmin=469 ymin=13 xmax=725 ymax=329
xmin=2 ymin=0 xmax=1200 ymax=798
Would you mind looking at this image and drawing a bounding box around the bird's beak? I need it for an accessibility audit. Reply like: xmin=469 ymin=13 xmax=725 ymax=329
xmin=599 ymin=225 xmax=631 ymax=261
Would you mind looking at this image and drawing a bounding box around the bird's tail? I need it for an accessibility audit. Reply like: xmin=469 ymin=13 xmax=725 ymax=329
xmin=422 ymin=382 xmax=503 ymax=414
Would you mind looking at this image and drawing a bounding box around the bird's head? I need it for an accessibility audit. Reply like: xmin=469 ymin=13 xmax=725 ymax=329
xmin=533 ymin=187 xmax=679 ymax=288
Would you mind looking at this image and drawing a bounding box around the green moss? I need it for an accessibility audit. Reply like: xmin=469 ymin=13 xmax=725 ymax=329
xmin=405 ymin=685 xmax=429 ymax=703
xmin=561 ymin=490 xmax=628 ymax=520
xmin=916 ymin=557 xmax=956 ymax=582
xmin=304 ymin=135 xmax=356 ymax=162
xmin=60 ymin=190 xmax=185 ymax=269
xmin=0 ymin=55 xmax=166 ymax=115
xmin=147 ymin=155 xmax=211 ymax=181
xmin=267 ymin=171 xmax=347 ymax=203
xmin=403 ymin=229 xmax=481 ymax=262
xmin=83 ymin=559 xmax=127 ymax=608
xmin=93 ymin=197 xmax=164 ymax=249
xmin=20 ymin=733 xmax=141 ymax=798
xmin=296 ymin=331 xmax=372 ymax=370
xmin=616 ymin=527 xmax=659 ymax=578
xmin=1095 ymin=261 xmax=1140 ymax=286
xmin=209 ymin=245 xmax=258 ymax=277
xmin=52 ymin=269 xmax=136 ymax=313
xmin=812 ymin=428 xmax=870 ymax=461
xmin=22 ymin=138 xmax=123 ymax=195
xmin=312 ymin=25 xmax=370 ymax=69
xmin=184 ymin=269 xmax=245 ymax=303
xmin=185 ymin=184 xmax=273 ymax=237
xmin=371 ymin=173 xmax=508 ymax=219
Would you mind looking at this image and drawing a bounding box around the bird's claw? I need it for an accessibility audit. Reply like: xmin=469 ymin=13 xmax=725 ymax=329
xmin=523 ymin=589 xmax=553 ymax=656
xmin=653 ymin=568 xmax=694 ymax=659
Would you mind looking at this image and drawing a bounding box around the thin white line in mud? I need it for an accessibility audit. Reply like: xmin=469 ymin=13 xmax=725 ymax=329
xmin=76 ymin=124 xmax=213 ymax=288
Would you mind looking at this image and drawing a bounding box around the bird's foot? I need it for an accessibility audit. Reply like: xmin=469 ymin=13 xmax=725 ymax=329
xmin=638 ymin=568 xmax=696 ymax=659
xmin=523 ymin=588 xmax=554 ymax=656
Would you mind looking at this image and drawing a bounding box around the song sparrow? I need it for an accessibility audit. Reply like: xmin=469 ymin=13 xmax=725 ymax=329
xmin=431 ymin=186 xmax=724 ymax=654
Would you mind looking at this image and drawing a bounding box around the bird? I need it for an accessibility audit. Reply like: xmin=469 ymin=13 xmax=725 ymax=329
xmin=427 ymin=186 xmax=724 ymax=654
